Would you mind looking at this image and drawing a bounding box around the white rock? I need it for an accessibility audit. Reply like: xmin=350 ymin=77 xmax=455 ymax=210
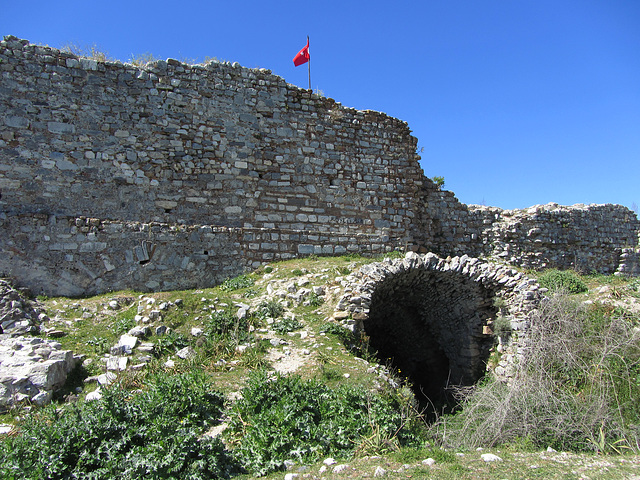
xmin=284 ymin=474 xmax=298 ymax=480
xmin=422 ymin=458 xmax=435 ymax=466
xmin=191 ymin=327 xmax=203 ymax=337
xmin=176 ymin=346 xmax=195 ymax=359
xmin=85 ymin=389 xmax=103 ymax=401
xmin=374 ymin=466 xmax=386 ymax=477
xmin=32 ymin=390 xmax=52 ymax=406
xmin=97 ymin=372 xmax=117 ymax=386
xmin=481 ymin=453 xmax=503 ymax=462
xmin=323 ymin=458 xmax=337 ymax=466
xmin=333 ymin=464 xmax=348 ymax=473
xmin=0 ymin=424 xmax=14 ymax=434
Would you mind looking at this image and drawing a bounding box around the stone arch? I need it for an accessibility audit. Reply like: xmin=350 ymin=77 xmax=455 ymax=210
xmin=334 ymin=252 xmax=544 ymax=405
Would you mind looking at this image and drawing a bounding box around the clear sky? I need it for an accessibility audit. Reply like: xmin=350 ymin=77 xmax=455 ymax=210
xmin=3 ymin=0 xmax=639 ymax=212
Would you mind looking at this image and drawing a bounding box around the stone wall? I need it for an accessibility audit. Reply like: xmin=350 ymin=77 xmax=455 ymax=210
xmin=1 ymin=36 xmax=639 ymax=296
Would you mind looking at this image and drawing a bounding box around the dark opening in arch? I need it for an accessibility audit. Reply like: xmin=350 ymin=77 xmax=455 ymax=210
xmin=363 ymin=268 xmax=497 ymax=415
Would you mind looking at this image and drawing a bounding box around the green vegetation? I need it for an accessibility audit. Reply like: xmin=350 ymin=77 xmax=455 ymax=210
xmin=220 ymin=274 xmax=255 ymax=292
xmin=2 ymin=257 xmax=639 ymax=479
xmin=226 ymin=371 xmax=423 ymax=476
xmin=538 ymin=269 xmax=589 ymax=293
xmin=431 ymin=175 xmax=445 ymax=189
xmin=0 ymin=371 xmax=238 ymax=479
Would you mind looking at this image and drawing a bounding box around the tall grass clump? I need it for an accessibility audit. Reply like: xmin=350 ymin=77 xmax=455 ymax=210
xmin=432 ymin=294 xmax=640 ymax=453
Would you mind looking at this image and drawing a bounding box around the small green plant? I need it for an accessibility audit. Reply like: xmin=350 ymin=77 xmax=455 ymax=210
xmin=220 ymin=274 xmax=255 ymax=292
xmin=86 ymin=336 xmax=110 ymax=355
xmin=255 ymin=299 xmax=285 ymax=321
xmin=538 ymin=269 xmax=588 ymax=294
xmin=273 ymin=316 xmax=303 ymax=335
xmin=336 ymin=266 xmax=351 ymax=276
xmin=320 ymin=322 xmax=355 ymax=346
xmin=264 ymin=266 xmax=274 ymax=274
xmin=205 ymin=309 xmax=250 ymax=344
xmin=291 ymin=268 xmax=304 ymax=276
xmin=492 ymin=315 xmax=512 ymax=341
xmin=112 ymin=316 xmax=136 ymax=335
xmin=320 ymin=365 xmax=342 ymax=381
xmin=431 ymin=176 xmax=445 ymax=189
xmin=307 ymin=292 xmax=324 ymax=307
xmin=154 ymin=331 xmax=189 ymax=357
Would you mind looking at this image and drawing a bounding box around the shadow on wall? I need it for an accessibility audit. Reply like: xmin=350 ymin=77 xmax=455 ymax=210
xmin=364 ymin=268 xmax=497 ymax=411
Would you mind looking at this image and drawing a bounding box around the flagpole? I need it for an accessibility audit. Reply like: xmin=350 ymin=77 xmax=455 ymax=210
xmin=307 ymin=35 xmax=311 ymax=91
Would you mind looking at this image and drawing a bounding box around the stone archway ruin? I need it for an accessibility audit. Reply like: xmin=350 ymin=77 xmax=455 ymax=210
xmin=334 ymin=252 xmax=545 ymax=407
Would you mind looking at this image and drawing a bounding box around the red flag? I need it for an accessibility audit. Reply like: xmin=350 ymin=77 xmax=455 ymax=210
xmin=293 ymin=39 xmax=310 ymax=66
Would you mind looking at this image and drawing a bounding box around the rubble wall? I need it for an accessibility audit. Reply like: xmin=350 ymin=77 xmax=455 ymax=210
xmin=1 ymin=36 xmax=638 ymax=296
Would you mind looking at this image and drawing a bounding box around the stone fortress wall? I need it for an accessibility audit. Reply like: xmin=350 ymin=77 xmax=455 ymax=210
xmin=1 ymin=36 xmax=639 ymax=296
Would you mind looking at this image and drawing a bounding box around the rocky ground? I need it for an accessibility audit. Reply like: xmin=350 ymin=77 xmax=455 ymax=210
xmin=1 ymin=255 xmax=640 ymax=478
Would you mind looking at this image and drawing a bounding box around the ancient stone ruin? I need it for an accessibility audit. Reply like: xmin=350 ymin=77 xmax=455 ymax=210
xmin=333 ymin=252 xmax=544 ymax=404
xmin=1 ymin=35 xmax=639 ymax=409
xmin=1 ymin=35 xmax=638 ymax=298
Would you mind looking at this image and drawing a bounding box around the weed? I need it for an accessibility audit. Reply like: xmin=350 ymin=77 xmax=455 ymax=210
xmin=431 ymin=176 xmax=445 ymax=189
xmin=86 ymin=336 xmax=110 ymax=355
xmin=127 ymin=52 xmax=159 ymax=66
xmin=220 ymin=274 xmax=255 ymax=292
xmin=307 ymin=292 xmax=324 ymax=307
xmin=255 ymin=299 xmax=285 ymax=321
xmin=320 ymin=322 xmax=355 ymax=346
xmin=154 ymin=331 xmax=189 ymax=357
xmin=538 ymin=269 xmax=588 ymax=294
xmin=432 ymin=293 xmax=640 ymax=452
xmin=112 ymin=315 xmax=135 ymax=335
xmin=226 ymin=371 xmax=422 ymax=476
xmin=61 ymin=42 xmax=112 ymax=62
xmin=273 ymin=316 xmax=303 ymax=335
xmin=0 ymin=371 xmax=239 ymax=479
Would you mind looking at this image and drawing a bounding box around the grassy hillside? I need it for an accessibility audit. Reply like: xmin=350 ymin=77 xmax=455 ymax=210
xmin=1 ymin=254 xmax=640 ymax=479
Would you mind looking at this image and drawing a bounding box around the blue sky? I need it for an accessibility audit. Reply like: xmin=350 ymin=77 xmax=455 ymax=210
xmin=3 ymin=0 xmax=639 ymax=211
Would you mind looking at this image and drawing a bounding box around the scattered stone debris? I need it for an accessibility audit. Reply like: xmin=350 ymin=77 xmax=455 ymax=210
xmin=0 ymin=336 xmax=80 ymax=411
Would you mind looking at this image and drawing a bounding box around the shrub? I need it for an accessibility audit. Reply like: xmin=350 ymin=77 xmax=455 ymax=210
xmin=0 ymin=371 xmax=238 ymax=479
xmin=226 ymin=372 xmax=422 ymax=476
xmin=538 ymin=269 xmax=588 ymax=294
xmin=205 ymin=309 xmax=250 ymax=343
xmin=431 ymin=294 xmax=640 ymax=452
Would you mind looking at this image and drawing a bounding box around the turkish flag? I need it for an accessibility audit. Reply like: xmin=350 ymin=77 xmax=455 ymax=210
xmin=293 ymin=39 xmax=310 ymax=66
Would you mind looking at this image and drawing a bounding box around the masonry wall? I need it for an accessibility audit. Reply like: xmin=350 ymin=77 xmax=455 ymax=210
xmin=1 ymin=36 xmax=639 ymax=296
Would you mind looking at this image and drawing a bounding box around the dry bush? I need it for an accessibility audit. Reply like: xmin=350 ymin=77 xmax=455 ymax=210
xmin=432 ymin=294 xmax=640 ymax=452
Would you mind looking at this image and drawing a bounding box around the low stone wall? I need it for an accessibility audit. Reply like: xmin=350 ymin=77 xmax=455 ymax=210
xmin=1 ymin=214 xmax=399 ymax=297
xmin=471 ymin=203 xmax=640 ymax=274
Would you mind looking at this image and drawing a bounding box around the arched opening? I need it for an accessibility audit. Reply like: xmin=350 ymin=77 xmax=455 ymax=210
xmin=363 ymin=268 xmax=497 ymax=416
